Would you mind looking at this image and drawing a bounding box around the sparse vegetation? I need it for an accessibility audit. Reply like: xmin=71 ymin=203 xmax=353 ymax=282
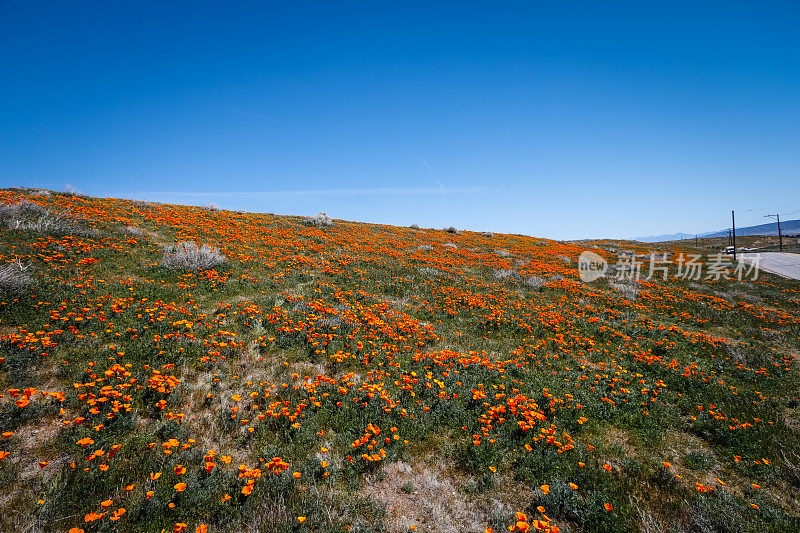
xmin=0 ymin=259 xmax=32 ymax=296
xmin=160 ymin=241 xmax=227 ymax=270
xmin=306 ymin=212 xmax=333 ymax=227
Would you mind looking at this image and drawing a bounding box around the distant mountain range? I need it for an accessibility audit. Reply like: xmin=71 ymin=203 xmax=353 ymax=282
xmin=634 ymin=218 xmax=800 ymax=243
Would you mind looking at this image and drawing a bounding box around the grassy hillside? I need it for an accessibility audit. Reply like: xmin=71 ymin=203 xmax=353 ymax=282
xmin=1 ymin=188 xmax=799 ymax=533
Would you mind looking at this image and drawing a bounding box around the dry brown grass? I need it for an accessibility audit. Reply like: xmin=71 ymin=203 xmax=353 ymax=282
xmin=363 ymin=459 xmax=524 ymax=532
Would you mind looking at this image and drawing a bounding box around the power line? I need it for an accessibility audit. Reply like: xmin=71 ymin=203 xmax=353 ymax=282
xmin=739 ymin=200 xmax=800 ymax=215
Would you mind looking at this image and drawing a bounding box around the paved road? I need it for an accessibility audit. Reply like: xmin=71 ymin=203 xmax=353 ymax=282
xmin=739 ymin=252 xmax=800 ymax=280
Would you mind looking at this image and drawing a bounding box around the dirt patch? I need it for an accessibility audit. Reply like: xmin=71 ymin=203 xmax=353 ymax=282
xmin=783 ymin=408 xmax=800 ymax=431
xmin=363 ymin=460 xmax=523 ymax=533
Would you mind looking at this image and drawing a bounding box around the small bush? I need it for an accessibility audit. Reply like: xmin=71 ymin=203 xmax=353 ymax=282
xmin=610 ymin=281 xmax=640 ymax=299
xmin=306 ymin=213 xmax=333 ymax=227
xmin=481 ymin=231 xmax=493 ymax=237
xmin=493 ymin=269 xmax=518 ymax=280
xmin=445 ymin=226 xmax=458 ymax=234
xmin=410 ymin=224 xmax=420 ymax=230
xmin=2 ymin=203 xmax=83 ymax=234
xmin=122 ymin=225 xmax=147 ymax=236
xmin=0 ymin=200 xmax=47 ymax=222
xmin=779 ymin=448 xmax=800 ymax=487
xmin=524 ymin=275 xmax=546 ymax=290
xmin=0 ymin=260 xmax=32 ymax=295
xmin=160 ymin=241 xmax=227 ymax=271
xmin=202 ymin=204 xmax=221 ymax=211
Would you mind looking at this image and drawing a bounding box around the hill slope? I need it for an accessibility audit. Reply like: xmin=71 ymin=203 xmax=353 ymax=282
xmin=1 ymin=188 xmax=799 ymax=533
xmin=636 ymin=218 xmax=800 ymax=243
xmin=702 ymin=218 xmax=800 ymax=239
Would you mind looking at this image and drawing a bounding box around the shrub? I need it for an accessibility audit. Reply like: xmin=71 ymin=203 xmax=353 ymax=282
xmin=493 ymin=269 xmax=518 ymax=280
xmin=779 ymin=448 xmax=800 ymax=487
xmin=445 ymin=226 xmax=458 ymax=234
xmin=0 ymin=200 xmax=47 ymax=223
xmin=410 ymin=224 xmax=420 ymax=229
xmin=122 ymin=225 xmax=147 ymax=236
xmin=481 ymin=231 xmax=493 ymax=237
xmin=202 ymin=204 xmax=221 ymax=211
xmin=132 ymin=199 xmax=158 ymax=207
xmin=524 ymin=275 xmax=546 ymax=290
xmin=306 ymin=213 xmax=333 ymax=227
xmin=2 ymin=203 xmax=82 ymax=234
xmin=610 ymin=281 xmax=639 ymax=299
xmin=0 ymin=260 xmax=32 ymax=295
xmin=160 ymin=241 xmax=227 ymax=271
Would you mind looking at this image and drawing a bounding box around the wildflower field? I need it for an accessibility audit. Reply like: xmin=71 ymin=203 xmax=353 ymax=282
xmin=1 ymin=188 xmax=799 ymax=532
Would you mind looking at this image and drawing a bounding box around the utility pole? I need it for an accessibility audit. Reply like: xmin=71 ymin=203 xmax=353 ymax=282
xmin=695 ymin=235 xmax=698 ymax=246
xmin=765 ymin=214 xmax=783 ymax=251
xmin=732 ymin=211 xmax=736 ymax=261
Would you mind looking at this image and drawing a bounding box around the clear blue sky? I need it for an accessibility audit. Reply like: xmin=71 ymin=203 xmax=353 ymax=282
xmin=2 ymin=1 xmax=799 ymax=239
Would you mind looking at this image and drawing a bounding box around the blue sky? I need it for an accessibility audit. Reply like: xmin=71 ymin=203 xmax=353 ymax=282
xmin=2 ymin=1 xmax=799 ymax=239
